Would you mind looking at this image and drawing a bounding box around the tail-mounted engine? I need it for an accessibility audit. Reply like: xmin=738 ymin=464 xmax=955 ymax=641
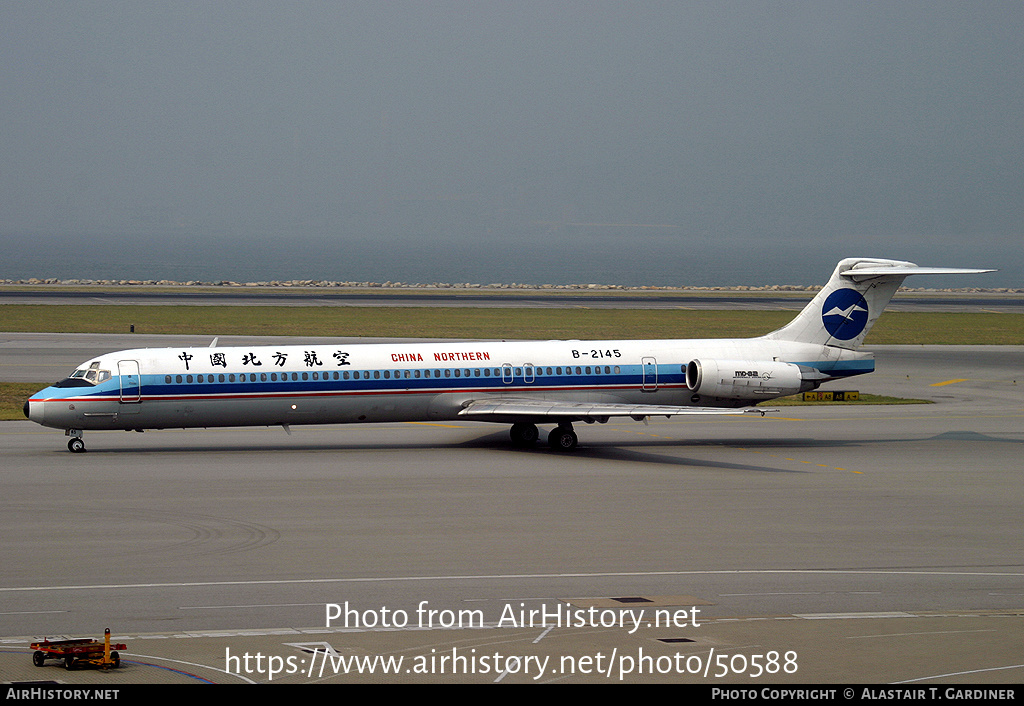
xmin=686 ymin=359 xmax=818 ymax=400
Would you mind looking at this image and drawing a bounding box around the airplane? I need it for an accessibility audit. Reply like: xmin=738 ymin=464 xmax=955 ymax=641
xmin=24 ymin=258 xmax=992 ymax=453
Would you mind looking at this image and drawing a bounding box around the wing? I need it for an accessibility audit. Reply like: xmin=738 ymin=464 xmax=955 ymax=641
xmin=458 ymin=397 xmax=768 ymax=421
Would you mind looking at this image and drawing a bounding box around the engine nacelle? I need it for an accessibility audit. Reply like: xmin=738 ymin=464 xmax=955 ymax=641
xmin=686 ymin=359 xmax=816 ymax=400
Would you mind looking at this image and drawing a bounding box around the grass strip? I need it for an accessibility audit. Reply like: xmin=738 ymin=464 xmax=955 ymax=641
xmin=0 ymin=305 xmax=1021 ymax=344
xmin=1 ymin=383 xmax=42 ymax=420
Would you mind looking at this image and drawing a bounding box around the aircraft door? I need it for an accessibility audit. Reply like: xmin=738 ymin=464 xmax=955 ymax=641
xmin=118 ymin=360 xmax=142 ymax=406
xmin=641 ymin=357 xmax=658 ymax=391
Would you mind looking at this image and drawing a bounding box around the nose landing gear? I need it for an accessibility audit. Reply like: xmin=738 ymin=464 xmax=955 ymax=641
xmin=66 ymin=430 xmax=86 ymax=453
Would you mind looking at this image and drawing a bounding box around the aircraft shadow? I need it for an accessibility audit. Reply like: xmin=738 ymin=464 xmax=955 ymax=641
xmin=62 ymin=428 xmax=1017 ymax=466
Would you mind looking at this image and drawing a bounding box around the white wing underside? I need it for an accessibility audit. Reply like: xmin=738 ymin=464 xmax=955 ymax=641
xmin=458 ymin=398 xmax=766 ymax=420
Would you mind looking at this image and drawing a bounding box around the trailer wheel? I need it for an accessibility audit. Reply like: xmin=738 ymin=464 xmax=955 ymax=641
xmin=32 ymin=651 xmax=45 ymax=667
xmin=110 ymin=651 xmax=120 ymax=668
xmin=64 ymin=655 xmax=75 ymax=670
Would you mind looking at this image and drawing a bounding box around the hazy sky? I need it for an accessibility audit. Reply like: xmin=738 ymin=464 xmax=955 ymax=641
xmin=2 ymin=2 xmax=1021 ymax=286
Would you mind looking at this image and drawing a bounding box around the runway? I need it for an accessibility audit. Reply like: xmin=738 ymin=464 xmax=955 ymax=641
xmin=1 ymin=336 xmax=1021 ymax=683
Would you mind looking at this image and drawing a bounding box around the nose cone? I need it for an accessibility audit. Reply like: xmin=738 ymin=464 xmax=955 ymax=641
xmin=24 ymin=388 xmax=51 ymax=426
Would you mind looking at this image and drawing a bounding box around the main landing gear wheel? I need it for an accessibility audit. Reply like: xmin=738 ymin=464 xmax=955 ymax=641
xmin=68 ymin=437 xmax=86 ymax=453
xmin=548 ymin=426 xmax=578 ymax=451
xmin=509 ymin=422 xmax=539 ymax=447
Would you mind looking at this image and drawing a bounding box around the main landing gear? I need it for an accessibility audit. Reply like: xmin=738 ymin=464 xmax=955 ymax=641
xmin=509 ymin=422 xmax=578 ymax=451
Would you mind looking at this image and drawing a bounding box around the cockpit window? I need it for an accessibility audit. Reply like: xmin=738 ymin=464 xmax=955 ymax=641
xmin=58 ymin=362 xmax=110 ymax=387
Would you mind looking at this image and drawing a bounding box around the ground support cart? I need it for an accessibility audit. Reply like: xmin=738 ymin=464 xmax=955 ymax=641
xmin=30 ymin=629 xmax=125 ymax=670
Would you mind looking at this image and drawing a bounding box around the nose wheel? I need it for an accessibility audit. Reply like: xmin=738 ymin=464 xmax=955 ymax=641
xmin=67 ymin=433 xmax=86 ymax=453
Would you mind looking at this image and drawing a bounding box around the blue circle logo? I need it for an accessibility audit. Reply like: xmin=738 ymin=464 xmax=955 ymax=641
xmin=821 ymin=288 xmax=869 ymax=340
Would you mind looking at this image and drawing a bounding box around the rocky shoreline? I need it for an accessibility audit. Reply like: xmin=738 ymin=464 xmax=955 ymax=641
xmin=2 ymin=277 xmax=1019 ymax=294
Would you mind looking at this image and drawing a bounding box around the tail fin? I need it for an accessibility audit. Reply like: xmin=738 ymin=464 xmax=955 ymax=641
xmin=763 ymin=257 xmax=993 ymax=349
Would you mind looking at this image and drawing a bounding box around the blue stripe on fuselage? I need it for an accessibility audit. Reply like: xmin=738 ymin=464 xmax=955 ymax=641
xmin=33 ymin=363 xmax=680 ymax=401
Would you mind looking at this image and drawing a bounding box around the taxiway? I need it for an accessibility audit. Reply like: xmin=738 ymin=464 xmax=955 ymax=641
xmin=0 ymin=336 xmax=1021 ymax=683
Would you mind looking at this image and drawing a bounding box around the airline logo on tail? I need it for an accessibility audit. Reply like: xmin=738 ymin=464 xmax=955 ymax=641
xmin=821 ymin=288 xmax=869 ymax=340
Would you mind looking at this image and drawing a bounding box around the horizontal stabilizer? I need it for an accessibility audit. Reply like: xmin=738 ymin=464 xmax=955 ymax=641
xmin=839 ymin=264 xmax=994 ymax=281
